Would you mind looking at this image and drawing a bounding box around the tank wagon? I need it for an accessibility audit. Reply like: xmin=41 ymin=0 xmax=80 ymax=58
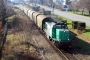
xmin=18 ymin=5 xmax=73 ymax=48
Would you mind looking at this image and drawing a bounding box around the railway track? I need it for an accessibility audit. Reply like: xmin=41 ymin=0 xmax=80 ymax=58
xmin=36 ymin=27 xmax=80 ymax=60
xmin=60 ymin=49 xmax=79 ymax=60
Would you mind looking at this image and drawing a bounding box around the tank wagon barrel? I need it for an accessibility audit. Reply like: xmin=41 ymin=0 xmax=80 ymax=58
xmin=23 ymin=7 xmax=30 ymax=15
xmin=27 ymin=10 xmax=32 ymax=17
xmin=24 ymin=8 xmax=29 ymax=15
xmin=29 ymin=10 xmax=36 ymax=21
xmin=36 ymin=15 xmax=54 ymax=30
xmin=32 ymin=12 xmax=42 ymax=24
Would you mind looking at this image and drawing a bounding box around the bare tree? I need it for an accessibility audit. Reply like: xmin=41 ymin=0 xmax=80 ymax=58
xmin=78 ymin=0 xmax=86 ymax=15
xmin=69 ymin=1 xmax=80 ymax=13
xmin=0 ymin=0 xmax=7 ymax=24
xmin=84 ymin=0 xmax=90 ymax=16
xmin=70 ymin=0 xmax=90 ymax=16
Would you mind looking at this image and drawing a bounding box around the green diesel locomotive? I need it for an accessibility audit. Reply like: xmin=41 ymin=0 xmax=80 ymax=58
xmin=43 ymin=21 xmax=72 ymax=48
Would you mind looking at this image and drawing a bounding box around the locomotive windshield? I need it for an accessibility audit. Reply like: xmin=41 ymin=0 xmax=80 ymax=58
xmin=55 ymin=25 xmax=68 ymax=29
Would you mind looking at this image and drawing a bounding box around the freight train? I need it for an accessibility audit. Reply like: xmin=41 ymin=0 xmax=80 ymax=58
xmin=18 ymin=5 xmax=73 ymax=48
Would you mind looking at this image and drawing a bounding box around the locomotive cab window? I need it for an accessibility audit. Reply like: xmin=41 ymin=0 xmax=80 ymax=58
xmin=45 ymin=24 xmax=47 ymax=29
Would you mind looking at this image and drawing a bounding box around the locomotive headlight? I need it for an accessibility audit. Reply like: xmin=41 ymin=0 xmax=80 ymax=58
xmin=68 ymin=39 xmax=69 ymax=40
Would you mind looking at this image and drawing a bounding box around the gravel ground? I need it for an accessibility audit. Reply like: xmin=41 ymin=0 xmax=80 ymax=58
xmin=1 ymin=6 xmax=63 ymax=60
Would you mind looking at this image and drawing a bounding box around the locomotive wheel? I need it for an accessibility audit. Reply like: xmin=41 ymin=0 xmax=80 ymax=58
xmin=52 ymin=40 xmax=56 ymax=45
xmin=49 ymin=37 xmax=52 ymax=41
xmin=52 ymin=40 xmax=55 ymax=44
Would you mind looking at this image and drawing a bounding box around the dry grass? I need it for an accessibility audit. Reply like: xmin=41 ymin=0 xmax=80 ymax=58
xmin=1 ymin=5 xmax=42 ymax=60
xmin=6 ymin=15 xmax=16 ymax=22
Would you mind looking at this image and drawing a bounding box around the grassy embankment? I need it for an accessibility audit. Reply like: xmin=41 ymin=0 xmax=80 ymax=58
xmin=66 ymin=11 xmax=90 ymax=17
